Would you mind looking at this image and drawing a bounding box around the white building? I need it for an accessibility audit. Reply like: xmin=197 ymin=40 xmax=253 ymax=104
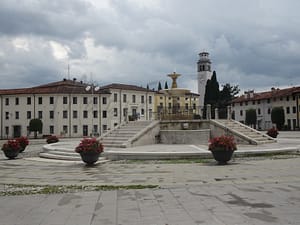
xmin=0 ymin=79 xmax=155 ymax=139
xmin=231 ymin=87 xmax=300 ymax=130
xmin=197 ymin=52 xmax=212 ymax=107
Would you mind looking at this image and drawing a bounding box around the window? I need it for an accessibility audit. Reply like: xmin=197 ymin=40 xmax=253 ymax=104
xmin=103 ymin=125 xmax=107 ymax=131
xmin=267 ymin=99 xmax=270 ymax=103
xmin=149 ymin=96 xmax=152 ymax=104
xmin=15 ymin=111 xmax=19 ymax=119
xmin=240 ymin=102 xmax=243 ymax=106
xmin=114 ymin=108 xmax=118 ymax=117
xmin=83 ymin=110 xmax=88 ymax=118
xmin=102 ymin=111 xmax=107 ymax=118
xmin=5 ymin=112 xmax=9 ymax=120
xmin=185 ymin=103 xmax=189 ymax=110
xmin=257 ymin=100 xmax=260 ymax=104
xmin=27 ymin=111 xmax=31 ymax=119
xmin=50 ymin=126 xmax=54 ymax=134
xmin=193 ymin=103 xmax=196 ymax=110
xmin=280 ymin=97 xmax=283 ymax=101
xmin=93 ymin=110 xmax=98 ymax=118
xmin=141 ymin=108 xmax=145 ymax=116
xmin=268 ymin=108 xmax=271 ymax=114
xmin=49 ymin=111 xmax=54 ymax=119
xmin=293 ymin=96 xmax=296 ymax=101
xmin=93 ymin=97 xmax=98 ymax=104
xmin=93 ymin=125 xmax=98 ymax=134
xmin=27 ymin=97 xmax=31 ymax=105
xmin=293 ymin=106 xmax=296 ymax=114
xmin=73 ymin=125 xmax=78 ymax=134
xmin=5 ymin=98 xmax=9 ymax=106
xmin=38 ymin=111 xmax=43 ymax=119
xmin=286 ymin=107 xmax=290 ymax=114
xmin=257 ymin=108 xmax=261 ymax=115
xmin=73 ymin=97 xmax=77 ymax=104
xmin=5 ymin=126 xmax=9 ymax=135
xmin=132 ymin=95 xmax=136 ymax=103
xmin=245 ymin=101 xmax=248 ymax=106
xmin=73 ymin=110 xmax=78 ymax=119
xmin=102 ymin=97 xmax=107 ymax=104
xmin=123 ymin=108 xmax=128 ymax=117
xmin=123 ymin=94 xmax=127 ymax=103
xmin=114 ymin=93 xmax=118 ymax=102
xmin=286 ymin=96 xmax=289 ymax=101
xmin=38 ymin=97 xmax=42 ymax=105
xmin=49 ymin=97 xmax=54 ymax=104
xmin=168 ymin=103 xmax=172 ymax=109
xmin=240 ymin=110 xmax=243 ymax=116
xmin=141 ymin=95 xmax=144 ymax=103
xmin=63 ymin=126 xmax=68 ymax=134
xmin=63 ymin=97 xmax=68 ymax=104
xmin=63 ymin=110 xmax=68 ymax=119
xmin=83 ymin=97 xmax=88 ymax=104
xmin=252 ymin=101 xmax=255 ymax=105
xmin=15 ymin=97 xmax=19 ymax=105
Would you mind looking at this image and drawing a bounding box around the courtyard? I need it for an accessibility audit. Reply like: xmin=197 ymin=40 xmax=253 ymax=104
xmin=0 ymin=132 xmax=300 ymax=224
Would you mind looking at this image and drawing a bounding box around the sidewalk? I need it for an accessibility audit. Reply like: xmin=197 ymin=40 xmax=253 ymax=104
xmin=0 ymin=135 xmax=300 ymax=224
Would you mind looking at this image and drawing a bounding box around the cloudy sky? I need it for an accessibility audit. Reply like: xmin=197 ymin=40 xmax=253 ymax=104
xmin=1 ymin=0 xmax=300 ymax=94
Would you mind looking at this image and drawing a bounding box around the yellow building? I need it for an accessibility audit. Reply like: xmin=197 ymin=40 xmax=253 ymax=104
xmin=153 ymin=72 xmax=200 ymax=120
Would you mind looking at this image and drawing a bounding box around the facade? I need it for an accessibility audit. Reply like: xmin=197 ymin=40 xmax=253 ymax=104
xmin=153 ymin=72 xmax=200 ymax=120
xmin=231 ymin=87 xmax=300 ymax=130
xmin=197 ymin=52 xmax=212 ymax=107
xmin=0 ymin=79 xmax=155 ymax=139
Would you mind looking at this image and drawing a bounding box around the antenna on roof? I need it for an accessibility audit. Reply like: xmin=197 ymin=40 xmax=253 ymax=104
xmin=67 ymin=61 xmax=70 ymax=80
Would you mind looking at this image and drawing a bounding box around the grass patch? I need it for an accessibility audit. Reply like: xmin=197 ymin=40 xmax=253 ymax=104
xmin=0 ymin=184 xmax=159 ymax=196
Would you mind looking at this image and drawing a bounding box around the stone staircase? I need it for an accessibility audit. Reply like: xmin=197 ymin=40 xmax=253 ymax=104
xmin=39 ymin=141 xmax=108 ymax=162
xmin=211 ymin=119 xmax=276 ymax=145
xmin=100 ymin=120 xmax=158 ymax=148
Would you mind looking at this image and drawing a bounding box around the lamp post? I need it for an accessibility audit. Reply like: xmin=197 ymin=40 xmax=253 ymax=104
xmin=85 ymin=84 xmax=100 ymax=136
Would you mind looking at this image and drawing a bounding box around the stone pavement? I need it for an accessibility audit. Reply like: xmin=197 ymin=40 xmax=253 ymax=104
xmin=0 ymin=132 xmax=300 ymax=225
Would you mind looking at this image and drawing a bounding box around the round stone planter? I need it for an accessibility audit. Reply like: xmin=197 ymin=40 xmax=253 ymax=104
xmin=79 ymin=151 xmax=100 ymax=165
xmin=3 ymin=149 xmax=20 ymax=159
xmin=211 ymin=149 xmax=234 ymax=165
xmin=19 ymin=146 xmax=27 ymax=153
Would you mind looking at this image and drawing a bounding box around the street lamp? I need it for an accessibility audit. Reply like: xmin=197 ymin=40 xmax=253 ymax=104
xmin=85 ymin=84 xmax=100 ymax=136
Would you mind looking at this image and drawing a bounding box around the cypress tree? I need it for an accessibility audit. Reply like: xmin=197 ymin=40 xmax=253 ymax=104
xmin=164 ymin=81 xmax=168 ymax=89
xmin=158 ymin=82 xmax=162 ymax=91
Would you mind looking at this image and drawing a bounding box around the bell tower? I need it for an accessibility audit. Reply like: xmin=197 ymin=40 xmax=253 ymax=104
xmin=197 ymin=51 xmax=212 ymax=107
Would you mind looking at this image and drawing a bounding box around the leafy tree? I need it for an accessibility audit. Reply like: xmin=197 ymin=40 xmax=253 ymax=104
xmin=29 ymin=118 xmax=43 ymax=139
xmin=271 ymin=107 xmax=285 ymax=130
xmin=245 ymin=108 xmax=257 ymax=127
xmin=164 ymin=81 xmax=168 ymax=89
xmin=158 ymin=82 xmax=162 ymax=91
xmin=204 ymin=71 xmax=240 ymax=119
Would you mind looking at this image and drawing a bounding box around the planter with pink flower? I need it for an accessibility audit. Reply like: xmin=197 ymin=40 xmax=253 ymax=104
xmin=1 ymin=139 xmax=22 ymax=159
xmin=16 ymin=136 xmax=29 ymax=152
xmin=208 ymin=135 xmax=237 ymax=164
xmin=75 ymin=138 xmax=104 ymax=165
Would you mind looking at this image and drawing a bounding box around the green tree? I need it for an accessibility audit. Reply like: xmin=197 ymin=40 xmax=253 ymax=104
xmin=164 ymin=81 xmax=168 ymax=89
xmin=29 ymin=118 xmax=43 ymax=139
xmin=245 ymin=108 xmax=257 ymax=128
xmin=204 ymin=71 xmax=219 ymax=106
xmin=271 ymin=107 xmax=285 ymax=130
xmin=158 ymin=81 xmax=162 ymax=91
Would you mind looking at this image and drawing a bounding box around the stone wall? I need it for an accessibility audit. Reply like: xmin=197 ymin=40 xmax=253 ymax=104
xmin=159 ymin=129 xmax=210 ymax=144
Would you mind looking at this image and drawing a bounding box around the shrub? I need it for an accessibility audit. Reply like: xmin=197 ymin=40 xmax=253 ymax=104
xmin=75 ymin=138 xmax=104 ymax=154
xmin=208 ymin=135 xmax=237 ymax=151
xmin=267 ymin=127 xmax=278 ymax=138
xmin=46 ymin=135 xmax=59 ymax=144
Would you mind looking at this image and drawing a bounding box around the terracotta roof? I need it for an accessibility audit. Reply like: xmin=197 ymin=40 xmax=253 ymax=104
xmin=0 ymin=80 xmax=157 ymax=96
xmin=232 ymin=86 xmax=300 ymax=103
xmin=100 ymin=83 xmax=155 ymax=92
xmin=0 ymin=79 xmax=110 ymax=95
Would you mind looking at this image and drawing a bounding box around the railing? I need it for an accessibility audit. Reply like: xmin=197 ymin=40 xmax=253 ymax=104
xmin=153 ymin=105 xmax=231 ymax=120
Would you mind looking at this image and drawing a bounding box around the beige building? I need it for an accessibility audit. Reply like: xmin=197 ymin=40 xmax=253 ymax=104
xmin=231 ymin=86 xmax=300 ymax=130
xmin=154 ymin=72 xmax=200 ymax=120
xmin=0 ymin=79 xmax=155 ymax=139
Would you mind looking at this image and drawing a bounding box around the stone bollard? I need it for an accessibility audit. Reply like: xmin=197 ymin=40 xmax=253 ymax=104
xmin=207 ymin=104 xmax=211 ymax=120
xmin=215 ymin=108 xmax=219 ymax=119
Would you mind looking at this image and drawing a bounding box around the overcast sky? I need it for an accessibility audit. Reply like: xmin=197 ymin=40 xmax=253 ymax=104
xmin=1 ymin=0 xmax=300 ymax=94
